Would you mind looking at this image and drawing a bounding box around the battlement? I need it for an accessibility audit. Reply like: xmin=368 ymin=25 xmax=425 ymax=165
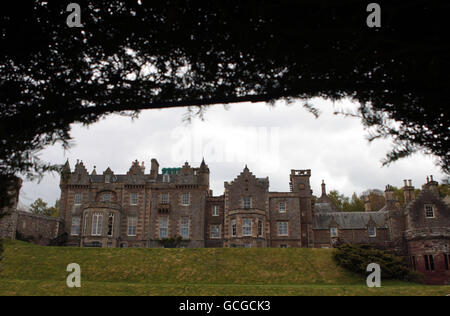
xmin=290 ymin=169 xmax=311 ymax=177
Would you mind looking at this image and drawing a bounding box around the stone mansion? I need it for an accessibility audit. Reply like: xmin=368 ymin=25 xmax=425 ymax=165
xmin=0 ymin=158 xmax=449 ymax=284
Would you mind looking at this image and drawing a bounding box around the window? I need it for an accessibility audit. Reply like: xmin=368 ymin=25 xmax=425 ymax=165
xmin=368 ymin=226 xmax=376 ymax=237
xmin=242 ymin=218 xmax=252 ymax=236
xmin=243 ymin=197 xmax=251 ymax=209
xmin=279 ymin=202 xmax=286 ymax=213
xmin=103 ymin=193 xmax=111 ymax=202
xmin=445 ymin=254 xmax=449 ymax=270
xmin=71 ymin=216 xmax=80 ymax=236
xmin=180 ymin=217 xmax=189 ymax=239
xmin=107 ymin=213 xmax=114 ymax=237
xmin=411 ymin=256 xmax=416 ymax=271
xmin=182 ymin=193 xmax=190 ymax=206
xmin=330 ymin=227 xmax=338 ymax=238
xmin=425 ymin=205 xmax=435 ymax=218
xmin=424 ymin=255 xmax=434 ymax=272
xmin=258 ymin=219 xmax=263 ymax=237
xmin=130 ymin=193 xmax=138 ymax=205
xmin=74 ymin=193 xmax=82 ymax=205
xmin=92 ymin=213 xmax=103 ymax=236
xmin=212 ymin=205 xmax=219 ymax=216
xmin=161 ymin=193 xmax=169 ymax=204
xmin=159 ymin=217 xmax=168 ymax=238
xmin=244 ymin=243 xmax=252 ymax=248
xmin=280 ymin=244 xmax=288 ymax=248
xmin=210 ymin=225 xmax=220 ymax=239
xmin=163 ymin=173 xmax=170 ymax=183
xmin=231 ymin=219 xmax=237 ymax=237
xmin=278 ymin=222 xmax=288 ymax=236
xmin=128 ymin=216 xmax=137 ymax=236
xmin=105 ymin=174 xmax=111 ymax=183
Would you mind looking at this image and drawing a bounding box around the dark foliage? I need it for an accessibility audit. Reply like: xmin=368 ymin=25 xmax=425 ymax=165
xmin=157 ymin=236 xmax=185 ymax=248
xmin=334 ymin=244 xmax=420 ymax=281
xmin=48 ymin=232 xmax=68 ymax=246
xmin=1 ymin=1 xmax=449 ymax=205
xmin=15 ymin=231 xmax=35 ymax=243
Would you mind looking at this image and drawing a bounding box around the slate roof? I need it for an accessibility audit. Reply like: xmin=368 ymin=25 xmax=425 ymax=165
xmin=314 ymin=202 xmax=336 ymax=213
xmin=313 ymin=211 xmax=389 ymax=229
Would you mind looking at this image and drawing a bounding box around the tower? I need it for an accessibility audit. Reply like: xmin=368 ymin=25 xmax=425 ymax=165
xmin=198 ymin=158 xmax=210 ymax=188
xmin=289 ymin=169 xmax=313 ymax=247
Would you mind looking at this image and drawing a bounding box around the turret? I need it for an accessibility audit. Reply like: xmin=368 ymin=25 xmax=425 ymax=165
xmin=198 ymin=158 xmax=210 ymax=187
xmin=60 ymin=159 xmax=71 ymax=185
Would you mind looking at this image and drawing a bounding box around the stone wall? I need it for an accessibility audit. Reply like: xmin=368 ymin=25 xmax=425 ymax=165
xmin=16 ymin=212 xmax=64 ymax=246
xmin=0 ymin=210 xmax=18 ymax=240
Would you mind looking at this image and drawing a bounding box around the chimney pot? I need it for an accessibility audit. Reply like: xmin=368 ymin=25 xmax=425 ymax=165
xmin=408 ymin=179 xmax=412 ymax=186
xmin=430 ymin=175 xmax=434 ymax=182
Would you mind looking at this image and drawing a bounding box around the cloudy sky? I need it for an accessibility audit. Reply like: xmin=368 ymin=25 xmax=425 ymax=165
xmin=19 ymin=98 xmax=445 ymax=208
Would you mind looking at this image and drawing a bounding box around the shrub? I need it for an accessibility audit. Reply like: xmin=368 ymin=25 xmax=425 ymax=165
xmin=157 ymin=236 xmax=186 ymax=248
xmin=334 ymin=244 xmax=418 ymax=281
xmin=15 ymin=231 xmax=34 ymax=243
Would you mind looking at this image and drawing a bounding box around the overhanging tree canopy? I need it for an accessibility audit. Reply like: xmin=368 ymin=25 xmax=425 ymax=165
xmin=1 ymin=0 xmax=449 ymax=207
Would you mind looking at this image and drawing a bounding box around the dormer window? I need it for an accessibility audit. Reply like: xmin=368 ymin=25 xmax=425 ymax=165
xmin=368 ymin=226 xmax=376 ymax=237
xmin=105 ymin=174 xmax=111 ymax=183
xmin=132 ymin=174 xmax=137 ymax=183
xmin=425 ymin=204 xmax=435 ymax=218
xmin=330 ymin=227 xmax=338 ymax=238
xmin=163 ymin=173 xmax=170 ymax=183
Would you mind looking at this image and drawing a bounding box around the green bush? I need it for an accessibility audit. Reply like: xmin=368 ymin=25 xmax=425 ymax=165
xmin=334 ymin=244 xmax=419 ymax=281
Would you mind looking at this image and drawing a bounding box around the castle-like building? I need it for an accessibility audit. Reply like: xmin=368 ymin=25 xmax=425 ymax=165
xmin=1 ymin=158 xmax=449 ymax=285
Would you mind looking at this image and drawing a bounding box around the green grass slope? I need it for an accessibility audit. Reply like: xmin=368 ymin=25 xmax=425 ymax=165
xmin=0 ymin=240 xmax=448 ymax=296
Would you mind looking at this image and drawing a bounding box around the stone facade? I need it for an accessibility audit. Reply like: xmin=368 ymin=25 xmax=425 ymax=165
xmin=2 ymin=158 xmax=448 ymax=285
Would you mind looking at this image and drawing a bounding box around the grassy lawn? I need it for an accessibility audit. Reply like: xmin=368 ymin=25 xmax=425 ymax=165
xmin=0 ymin=240 xmax=448 ymax=296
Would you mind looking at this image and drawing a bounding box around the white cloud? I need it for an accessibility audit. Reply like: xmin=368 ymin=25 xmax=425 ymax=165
xmin=19 ymin=98 xmax=445 ymax=207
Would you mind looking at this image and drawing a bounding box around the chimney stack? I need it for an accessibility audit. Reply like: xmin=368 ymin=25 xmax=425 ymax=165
xmin=425 ymin=175 xmax=439 ymax=197
xmin=364 ymin=195 xmax=372 ymax=212
xmin=150 ymin=159 xmax=159 ymax=179
xmin=321 ymin=180 xmax=327 ymax=197
xmin=403 ymin=179 xmax=415 ymax=205
xmin=384 ymin=185 xmax=395 ymax=201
